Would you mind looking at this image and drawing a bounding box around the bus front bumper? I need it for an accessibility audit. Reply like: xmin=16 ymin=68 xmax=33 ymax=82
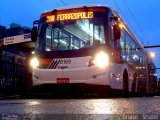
xmin=32 ymin=66 xmax=111 ymax=87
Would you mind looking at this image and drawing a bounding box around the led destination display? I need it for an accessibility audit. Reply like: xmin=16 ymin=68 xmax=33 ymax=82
xmin=46 ymin=11 xmax=94 ymax=22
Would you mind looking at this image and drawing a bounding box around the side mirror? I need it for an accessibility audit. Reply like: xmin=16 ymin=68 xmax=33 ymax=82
xmin=31 ymin=20 xmax=39 ymax=42
xmin=31 ymin=26 xmax=37 ymax=42
xmin=113 ymin=24 xmax=121 ymax=40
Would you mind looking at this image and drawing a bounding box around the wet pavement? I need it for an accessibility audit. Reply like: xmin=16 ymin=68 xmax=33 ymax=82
xmin=0 ymin=97 xmax=160 ymax=119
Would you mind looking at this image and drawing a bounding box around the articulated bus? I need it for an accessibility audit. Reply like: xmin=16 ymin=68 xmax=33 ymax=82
xmin=29 ymin=5 xmax=152 ymax=96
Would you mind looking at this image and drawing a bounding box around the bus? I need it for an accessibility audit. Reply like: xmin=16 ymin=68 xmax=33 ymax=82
xmin=29 ymin=5 xmax=151 ymax=96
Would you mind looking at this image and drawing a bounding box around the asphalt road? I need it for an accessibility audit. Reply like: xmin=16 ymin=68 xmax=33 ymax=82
xmin=0 ymin=97 xmax=160 ymax=120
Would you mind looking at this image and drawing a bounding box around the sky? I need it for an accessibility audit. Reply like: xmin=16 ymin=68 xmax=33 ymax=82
xmin=0 ymin=0 xmax=160 ymax=78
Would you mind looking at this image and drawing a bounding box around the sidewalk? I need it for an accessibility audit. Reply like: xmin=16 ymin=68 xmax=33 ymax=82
xmin=0 ymin=87 xmax=22 ymax=99
xmin=0 ymin=93 xmax=21 ymax=99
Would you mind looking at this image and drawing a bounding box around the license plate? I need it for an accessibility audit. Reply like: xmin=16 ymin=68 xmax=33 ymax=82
xmin=56 ymin=78 xmax=69 ymax=84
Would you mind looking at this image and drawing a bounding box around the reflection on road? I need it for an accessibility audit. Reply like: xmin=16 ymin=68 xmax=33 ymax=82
xmin=0 ymin=97 xmax=160 ymax=114
xmin=0 ymin=97 xmax=160 ymax=119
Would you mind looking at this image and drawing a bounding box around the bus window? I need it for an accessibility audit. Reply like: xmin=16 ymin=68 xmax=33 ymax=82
xmin=36 ymin=22 xmax=46 ymax=51
xmin=37 ymin=11 xmax=106 ymax=51
xmin=45 ymin=25 xmax=52 ymax=51
xmin=71 ymin=38 xmax=80 ymax=49
xmin=93 ymin=40 xmax=101 ymax=46
xmin=119 ymin=29 xmax=126 ymax=62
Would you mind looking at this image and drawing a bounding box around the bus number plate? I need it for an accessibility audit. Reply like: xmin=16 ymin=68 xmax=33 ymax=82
xmin=57 ymin=78 xmax=69 ymax=84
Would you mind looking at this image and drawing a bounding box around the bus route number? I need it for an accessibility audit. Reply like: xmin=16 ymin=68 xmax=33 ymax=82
xmin=59 ymin=59 xmax=71 ymax=64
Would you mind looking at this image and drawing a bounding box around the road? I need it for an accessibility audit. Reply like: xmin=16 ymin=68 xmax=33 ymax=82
xmin=0 ymin=97 xmax=160 ymax=120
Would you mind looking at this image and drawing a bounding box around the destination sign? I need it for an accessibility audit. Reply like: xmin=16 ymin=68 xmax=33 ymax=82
xmin=46 ymin=11 xmax=93 ymax=23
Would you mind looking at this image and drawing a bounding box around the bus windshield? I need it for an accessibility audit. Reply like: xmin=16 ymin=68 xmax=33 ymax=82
xmin=36 ymin=12 xmax=106 ymax=51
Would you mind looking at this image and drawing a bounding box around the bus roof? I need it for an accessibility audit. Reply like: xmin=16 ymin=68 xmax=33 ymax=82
xmin=42 ymin=4 xmax=112 ymax=13
xmin=41 ymin=4 xmax=114 ymax=18
xmin=40 ymin=4 xmax=146 ymax=54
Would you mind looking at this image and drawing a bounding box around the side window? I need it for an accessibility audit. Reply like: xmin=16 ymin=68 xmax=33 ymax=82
xmin=37 ymin=23 xmax=46 ymax=51
xmin=119 ymin=29 xmax=140 ymax=64
xmin=120 ymin=29 xmax=132 ymax=63
xmin=36 ymin=23 xmax=43 ymax=50
xmin=125 ymin=33 xmax=131 ymax=63
xmin=45 ymin=26 xmax=52 ymax=51
xmin=120 ymin=32 xmax=125 ymax=50
xmin=139 ymin=51 xmax=146 ymax=66
xmin=111 ymin=24 xmax=115 ymax=48
xmin=132 ymin=44 xmax=140 ymax=64
xmin=119 ymin=29 xmax=126 ymax=62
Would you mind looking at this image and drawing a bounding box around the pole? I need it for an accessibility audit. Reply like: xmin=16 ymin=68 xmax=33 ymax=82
xmin=144 ymin=45 xmax=160 ymax=48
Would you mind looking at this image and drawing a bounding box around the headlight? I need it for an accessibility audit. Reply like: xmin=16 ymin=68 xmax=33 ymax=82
xmin=89 ymin=51 xmax=109 ymax=68
xmin=95 ymin=51 xmax=109 ymax=68
xmin=30 ymin=57 xmax=39 ymax=68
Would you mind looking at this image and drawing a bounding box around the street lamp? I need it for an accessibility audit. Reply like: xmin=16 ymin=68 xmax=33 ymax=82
xmin=149 ymin=52 xmax=156 ymax=58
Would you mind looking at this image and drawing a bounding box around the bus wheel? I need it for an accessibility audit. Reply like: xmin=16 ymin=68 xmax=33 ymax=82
xmin=122 ymin=70 xmax=129 ymax=97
